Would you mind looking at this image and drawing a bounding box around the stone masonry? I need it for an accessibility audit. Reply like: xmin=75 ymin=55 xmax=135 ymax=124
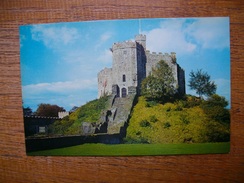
xmin=97 ymin=34 xmax=185 ymax=98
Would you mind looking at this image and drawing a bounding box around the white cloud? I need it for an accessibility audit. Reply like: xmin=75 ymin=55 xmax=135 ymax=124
xmin=143 ymin=17 xmax=229 ymax=55
xmin=185 ymin=17 xmax=230 ymax=49
xmin=143 ymin=19 xmax=197 ymax=55
xmin=22 ymin=79 xmax=98 ymax=110
xmin=23 ymin=79 xmax=97 ymax=95
xmin=31 ymin=24 xmax=79 ymax=49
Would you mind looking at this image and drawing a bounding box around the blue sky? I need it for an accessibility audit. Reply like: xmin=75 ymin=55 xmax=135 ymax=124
xmin=20 ymin=17 xmax=230 ymax=111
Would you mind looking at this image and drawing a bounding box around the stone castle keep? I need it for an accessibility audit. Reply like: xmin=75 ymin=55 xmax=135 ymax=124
xmin=98 ymin=34 xmax=185 ymax=98
xmin=24 ymin=35 xmax=186 ymax=141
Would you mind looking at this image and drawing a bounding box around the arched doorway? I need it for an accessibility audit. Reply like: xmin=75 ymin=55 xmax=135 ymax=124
xmin=122 ymin=88 xmax=127 ymax=98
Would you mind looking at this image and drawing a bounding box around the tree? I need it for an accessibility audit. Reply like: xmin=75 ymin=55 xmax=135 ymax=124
xmin=203 ymin=94 xmax=228 ymax=108
xmin=188 ymin=69 xmax=217 ymax=98
xmin=141 ymin=60 xmax=176 ymax=102
xmin=35 ymin=103 xmax=65 ymax=117
xmin=201 ymin=94 xmax=230 ymax=124
xmin=23 ymin=107 xmax=33 ymax=116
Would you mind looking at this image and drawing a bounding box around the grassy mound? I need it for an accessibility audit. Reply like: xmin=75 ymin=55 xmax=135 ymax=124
xmin=125 ymin=96 xmax=230 ymax=144
xmin=49 ymin=96 xmax=110 ymax=135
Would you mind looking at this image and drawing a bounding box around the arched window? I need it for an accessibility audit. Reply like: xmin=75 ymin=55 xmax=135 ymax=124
xmin=123 ymin=74 xmax=126 ymax=82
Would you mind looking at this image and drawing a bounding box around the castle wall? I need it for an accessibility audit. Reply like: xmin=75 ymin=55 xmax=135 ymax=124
xmin=97 ymin=67 xmax=113 ymax=98
xmin=146 ymin=52 xmax=175 ymax=75
xmin=24 ymin=116 xmax=59 ymax=137
xmin=146 ymin=51 xmax=179 ymax=89
xmin=136 ymin=43 xmax=146 ymax=94
xmin=177 ymin=65 xmax=186 ymax=95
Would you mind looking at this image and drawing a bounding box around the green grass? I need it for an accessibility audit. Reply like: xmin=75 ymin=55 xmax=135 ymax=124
xmin=27 ymin=142 xmax=230 ymax=156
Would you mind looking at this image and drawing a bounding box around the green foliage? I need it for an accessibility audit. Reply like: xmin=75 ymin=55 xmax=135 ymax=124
xmin=201 ymin=94 xmax=230 ymax=124
xmin=141 ymin=60 xmax=176 ymax=102
xmin=186 ymin=95 xmax=202 ymax=107
xmin=149 ymin=115 xmax=158 ymax=123
xmin=165 ymin=105 xmax=172 ymax=112
xmin=76 ymin=96 xmax=109 ymax=122
xmin=202 ymin=94 xmax=228 ymax=108
xmin=145 ymin=100 xmax=157 ymax=107
xmin=205 ymin=121 xmax=230 ymax=142
xmin=176 ymin=95 xmax=202 ymax=108
xmin=35 ymin=103 xmax=65 ymax=117
xmin=163 ymin=122 xmax=171 ymax=128
xmin=180 ymin=113 xmax=190 ymax=125
xmin=48 ymin=96 xmax=110 ymax=135
xmin=188 ymin=69 xmax=217 ymax=98
xmin=49 ymin=116 xmax=75 ymax=135
xmin=126 ymin=96 xmax=230 ymax=144
xmin=140 ymin=120 xmax=151 ymax=127
xmin=136 ymin=131 xmax=141 ymax=136
xmin=174 ymin=104 xmax=183 ymax=111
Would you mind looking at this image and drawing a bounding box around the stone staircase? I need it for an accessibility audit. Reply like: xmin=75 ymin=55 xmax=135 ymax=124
xmin=107 ymin=95 xmax=136 ymax=134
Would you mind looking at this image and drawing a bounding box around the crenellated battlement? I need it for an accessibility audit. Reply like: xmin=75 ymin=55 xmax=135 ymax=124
xmin=98 ymin=34 xmax=185 ymax=98
xmin=111 ymin=41 xmax=136 ymax=51
xmin=145 ymin=50 xmax=176 ymax=59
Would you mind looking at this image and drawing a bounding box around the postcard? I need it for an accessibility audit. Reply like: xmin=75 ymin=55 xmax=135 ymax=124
xmin=20 ymin=17 xmax=230 ymax=156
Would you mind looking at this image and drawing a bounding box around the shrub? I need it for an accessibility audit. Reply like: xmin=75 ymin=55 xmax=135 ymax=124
xmin=180 ymin=114 xmax=190 ymax=125
xmin=182 ymin=95 xmax=202 ymax=108
xmin=163 ymin=122 xmax=171 ymax=128
xmin=201 ymin=94 xmax=230 ymax=124
xmin=175 ymin=104 xmax=183 ymax=111
xmin=140 ymin=120 xmax=151 ymax=127
xmin=166 ymin=106 xmax=171 ymax=112
xmin=149 ymin=115 xmax=158 ymax=123
xmin=136 ymin=131 xmax=142 ymax=136
xmin=206 ymin=122 xmax=230 ymax=142
xmin=145 ymin=101 xmax=157 ymax=107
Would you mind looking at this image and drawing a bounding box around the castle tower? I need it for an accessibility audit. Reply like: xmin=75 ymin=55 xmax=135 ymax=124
xmin=135 ymin=34 xmax=146 ymax=50
xmin=135 ymin=34 xmax=147 ymax=94
xmin=97 ymin=34 xmax=185 ymax=99
xmin=111 ymin=41 xmax=137 ymax=98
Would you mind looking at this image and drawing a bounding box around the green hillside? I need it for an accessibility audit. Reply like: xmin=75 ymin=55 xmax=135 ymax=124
xmin=125 ymin=96 xmax=230 ymax=144
xmin=49 ymin=96 xmax=110 ymax=135
xmin=48 ymin=93 xmax=230 ymax=144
